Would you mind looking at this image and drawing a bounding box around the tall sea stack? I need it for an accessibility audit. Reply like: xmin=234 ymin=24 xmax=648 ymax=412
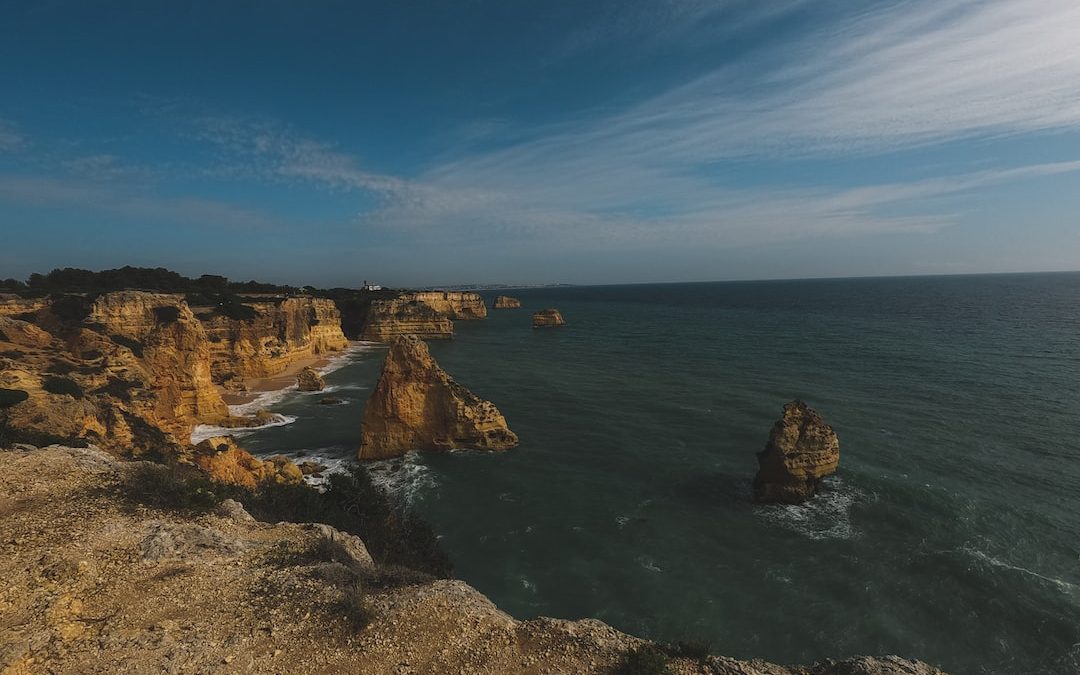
xmin=753 ymin=400 xmax=840 ymax=503
xmin=358 ymin=335 xmax=518 ymax=459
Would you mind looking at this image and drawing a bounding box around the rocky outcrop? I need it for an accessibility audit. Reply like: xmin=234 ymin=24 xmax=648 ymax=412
xmin=0 ymin=444 xmax=947 ymax=675
xmin=754 ymin=400 xmax=840 ymax=503
xmin=404 ymin=291 xmax=487 ymax=320
xmin=360 ymin=298 xmax=454 ymax=342
xmin=358 ymin=335 xmax=518 ymax=459
xmin=195 ymin=297 xmax=347 ymax=384
xmin=0 ymin=293 xmax=232 ymax=454
xmin=296 ymin=366 xmax=325 ymax=392
xmin=532 ymin=308 xmax=566 ymax=328
xmin=186 ymin=435 xmax=303 ymax=488
xmin=493 ymin=295 xmax=521 ymax=309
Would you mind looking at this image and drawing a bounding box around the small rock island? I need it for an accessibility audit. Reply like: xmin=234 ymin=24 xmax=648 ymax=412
xmin=493 ymin=295 xmax=522 ymax=309
xmin=753 ymin=400 xmax=840 ymax=503
xmin=296 ymin=366 xmax=325 ymax=391
xmin=358 ymin=335 xmax=519 ymax=459
xmin=532 ymin=308 xmax=566 ymax=328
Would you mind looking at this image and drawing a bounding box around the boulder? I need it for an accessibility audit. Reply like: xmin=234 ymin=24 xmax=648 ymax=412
xmin=493 ymin=296 xmax=522 ymax=309
xmin=358 ymin=335 xmax=518 ymax=459
xmin=296 ymin=366 xmax=325 ymax=392
xmin=753 ymin=400 xmax=840 ymax=503
xmin=188 ymin=436 xmax=304 ymax=488
xmin=532 ymin=309 xmax=565 ymax=328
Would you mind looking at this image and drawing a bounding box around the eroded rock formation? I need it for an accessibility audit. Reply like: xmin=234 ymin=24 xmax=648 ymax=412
xmin=753 ymin=400 xmax=840 ymax=503
xmin=360 ymin=298 xmax=454 ymax=341
xmin=186 ymin=436 xmax=304 ymax=488
xmin=296 ymin=366 xmax=325 ymax=392
xmin=404 ymin=291 xmax=487 ymax=320
xmin=493 ymin=295 xmax=521 ymax=309
xmin=532 ymin=308 xmax=566 ymax=328
xmin=358 ymin=335 xmax=518 ymax=459
xmin=195 ymin=297 xmax=347 ymax=384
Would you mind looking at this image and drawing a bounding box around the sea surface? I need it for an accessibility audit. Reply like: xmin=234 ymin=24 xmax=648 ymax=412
xmin=228 ymin=273 xmax=1080 ymax=674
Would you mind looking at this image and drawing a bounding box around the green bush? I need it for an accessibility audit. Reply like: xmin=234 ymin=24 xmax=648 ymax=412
xmin=617 ymin=645 xmax=672 ymax=675
xmin=42 ymin=376 xmax=84 ymax=399
xmin=0 ymin=389 xmax=29 ymax=409
xmin=123 ymin=463 xmax=222 ymax=511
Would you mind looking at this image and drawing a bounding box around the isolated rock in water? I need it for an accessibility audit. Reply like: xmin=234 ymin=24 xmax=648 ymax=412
xmin=753 ymin=400 xmax=840 ymax=503
xmin=358 ymin=335 xmax=518 ymax=459
xmin=493 ymin=295 xmax=521 ymax=309
xmin=532 ymin=309 xmax=565 ymax=328
xmin=296 ymin=366 xmax=325 ymax=391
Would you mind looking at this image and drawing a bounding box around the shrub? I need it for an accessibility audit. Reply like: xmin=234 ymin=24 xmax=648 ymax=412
xmin=617 ymin=645 xmax=672 ymax=675
xmin=123 ymin=463 xmax=222 ymax=511
xmin=338 ymin=581 xmax=375 ymax=631
xmin=0 ymin=389 xmax=29 ymax=409
xmin=662 ymin=640 xmax=712 ymax=661
xmin=49 ymin=294 xmax=94 ymax=322
xmin=42 ymin=376 xmax=84 ymax=399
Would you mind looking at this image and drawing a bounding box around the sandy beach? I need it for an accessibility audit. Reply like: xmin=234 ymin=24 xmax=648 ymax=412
xmin=220 ymin=348 xmax=346 ymax=406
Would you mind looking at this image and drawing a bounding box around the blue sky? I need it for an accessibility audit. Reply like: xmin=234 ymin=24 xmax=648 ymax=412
xmin=1 ymin=0 xmax=1079 ymax=287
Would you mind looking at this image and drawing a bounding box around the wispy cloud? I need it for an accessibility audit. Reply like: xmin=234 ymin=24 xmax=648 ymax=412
xmin=0 ymin=119 xmax=26 ymax=152
xmin=0 ymin=175 xmax=285 ymax=230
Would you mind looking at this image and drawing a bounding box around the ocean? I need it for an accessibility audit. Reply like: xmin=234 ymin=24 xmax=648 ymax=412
xmin=225 ymin=273 xmax=1080 ymax=674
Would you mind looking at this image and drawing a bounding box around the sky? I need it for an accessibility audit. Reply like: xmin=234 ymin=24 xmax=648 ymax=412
xmin=1 ymin=0 xmax=1079 ymax=287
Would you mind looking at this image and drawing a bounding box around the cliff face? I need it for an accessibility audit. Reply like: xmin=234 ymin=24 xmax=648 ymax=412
xmin=196 ymin=297 xmax=347 ymax=383
xmin=359 ymin=335 xmax=518 ymax=459
xmin=360 ymin=298 xmax=454 ymax=342
xmin=404 ymin=291 xmax=487 ymax=320
xmin=754 ymin=400 xmax=840 ymax=503
xmin=493 ymin=295 xmax=521 ymax=309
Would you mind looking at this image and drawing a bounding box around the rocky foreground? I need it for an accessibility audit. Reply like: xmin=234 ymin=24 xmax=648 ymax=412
xmin=0 ymin=444 xmax=946 ymax=675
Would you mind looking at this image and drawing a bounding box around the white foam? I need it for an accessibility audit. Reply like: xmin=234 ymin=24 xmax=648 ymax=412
xmin=615 ymin=515 xmax=630 ymax=528
xmin=962 ymin=547 xmax=1079 ymax=596
xmin=190 ymin=414 xmax=298 ymax=444
xmin=365 ymin=451 xmax=436 ymax=505
xmin=637 ymin=555 xmax=664 ymax=573
xmin=753 ymin=475 xmax=864 ymax=540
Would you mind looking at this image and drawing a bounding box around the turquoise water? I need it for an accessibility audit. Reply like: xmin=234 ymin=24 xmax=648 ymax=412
xmin=236 ymin=273 xmax=1080 ymax=674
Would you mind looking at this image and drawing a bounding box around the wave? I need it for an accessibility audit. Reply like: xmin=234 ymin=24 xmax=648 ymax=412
xmin=752 ymin=475 xmax=865 ymax=540
xmin=962 ymin=546 xmax=1079 ymax=596
xmin=365 ymin=452 xmax=436 ymax=505
xmin=190 ymin=414 xmax=298 ymax=444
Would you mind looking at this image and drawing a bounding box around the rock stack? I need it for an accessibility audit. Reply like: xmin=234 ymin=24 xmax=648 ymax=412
xmin=493 ymin=296 xmax=522 ymax=309
xmin=753 ymin=400 xmax=840 ymax=503
xmin=532 ymin=309 xmax=566 ymax=328
xmin=358 ymin=335 xmax=518 ymax=459
xmin=296 ymin=366 xmax=325 ymax=391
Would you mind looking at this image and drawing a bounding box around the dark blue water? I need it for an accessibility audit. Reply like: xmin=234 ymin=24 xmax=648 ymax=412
xmin=237 ymin=273 xmax=1080 ymax=674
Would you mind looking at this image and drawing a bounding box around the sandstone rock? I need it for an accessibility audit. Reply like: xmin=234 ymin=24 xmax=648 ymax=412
xmin=140 ymin=521 xmax=250 ymax=562
xmin=402 ymin=291 xmax=487 ymax=320
xmin=306 ymin=523 xmax=374 ymax=567
xmin=216 ymin=498 xmax=255 ymax=522
xmin=188 ymin=436 xmax=303 ymax=488
xmin=532 ymin=309 xmax=566 ymax=328
xmin=493 ymin=296 xmax=521 ymax=309
xmin=196 ymin=297 xmax=347 ymax=383
xmin=753 ymin=400 xmax=840 ymax=503
xmin=296 ymin=366 xmax=325 ymax=392
xmin=319 ymin=396 xmax=344 ymax=405
xmin=298 ymin=460 xmax=328 ymax=475
xmin=217 ymin=409 xmax=284 ymax=429
xmin=360 ymin=298 xmax=454 ymax=341
xmin=358 ymin=335 xmax=518 ymax=459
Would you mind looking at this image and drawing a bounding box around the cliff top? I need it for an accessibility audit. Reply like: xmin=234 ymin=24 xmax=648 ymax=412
xmin=0 ymin=444 xmax=945 ymax=675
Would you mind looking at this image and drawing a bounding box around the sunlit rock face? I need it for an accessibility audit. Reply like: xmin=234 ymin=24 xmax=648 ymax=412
xmin=358 ymin=335 xmax=518 ymax=459
xmin=753 ymin=400 xmax=840 ymax=504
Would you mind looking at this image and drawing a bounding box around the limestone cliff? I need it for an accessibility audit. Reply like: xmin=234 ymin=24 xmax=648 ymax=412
xmin=403 ymin=291 xmax=487 ymax=320
xmin=0 ymin=293 xmax=232 ymax=454
xmin=186 ymin=435 xmax=303 ymax=488
xmin=532 ymin=308 xmax=566 ymax=328
xmin=358 ymin=335 xmax=518 ymax=459
xmin=359 ymin=298 xmax=454 ymax=342
xmin=493 ymin=295 xmax=521 ymax=309
xmin=754 ymin=400 xmax=840 ymax=503
xmin=195 ymin=297 xmax=347 ymax=383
